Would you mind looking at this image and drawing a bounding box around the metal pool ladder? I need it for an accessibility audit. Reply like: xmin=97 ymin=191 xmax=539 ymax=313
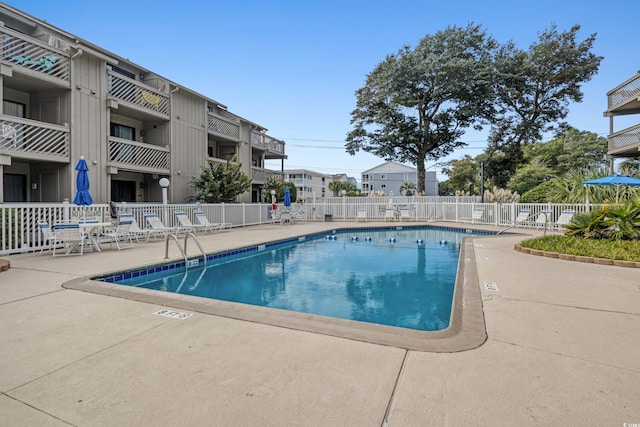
xmin=164 ymin=232 xmax=207 ymax=268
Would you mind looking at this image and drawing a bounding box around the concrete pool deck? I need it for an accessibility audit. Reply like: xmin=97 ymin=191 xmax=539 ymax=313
xmin=1 ymin=221 xmax=639 ymax=426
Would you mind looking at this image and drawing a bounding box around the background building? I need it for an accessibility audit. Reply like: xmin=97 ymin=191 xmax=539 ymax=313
xmin=361 ymin=161 xmax=438 ymax=196
xmin=284 ymin=169 xmax=331 ymax=202
xmin=0 ymin=4 xmax=286 ymax=204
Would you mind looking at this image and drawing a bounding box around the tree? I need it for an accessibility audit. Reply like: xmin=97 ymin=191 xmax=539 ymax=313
xmin=485 ymin=25 xmax=602 ymax=187
xmin=262 ymin=177 xmax=297 ymax=203
xmin=507 ymin=161 xmax=555 ymax=195
xmin=191 ymin=158 xmax=252 ymax=203
xmin=328 ymin=180 xmax=358 ymax=196
xmin=439 ymin=154 xmax=483 ymax=195
xmin=400 ymin=182 xmax=416 ymax=196
xmin=346 ymin=24 xmax=496 ymax=195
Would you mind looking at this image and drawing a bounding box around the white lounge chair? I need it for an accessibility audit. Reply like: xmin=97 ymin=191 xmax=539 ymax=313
xmin=384 ymin=207 xmax=396 ymax=222
xmin=399 ymin=206 xmax=412 ymax=221
xmin=175 ymin=211 xmax=205 ymax=233
xmin=535 ymin=210 xmax=553 ymax=229
xmin=472 ymin=207 xmax=484 ymax=223
xmin=119 ymin=213 xmax=153 ymax=242
xmin=144 ymin=213 xmax=180 ymax=237
xmin=194 ymin=211 xmax=231 ymax=232
xmin=280 ymin=211 xmax=292 ymax=224
xmin=356 ymin=208 xmax=367 ymax=222
xmin=556 ymin=209 xmax=576 ymax=228
xmin=515 ymin=209 xmax=532 ymax=226
xmin=100 ymin=218 xmax=134 ymax=250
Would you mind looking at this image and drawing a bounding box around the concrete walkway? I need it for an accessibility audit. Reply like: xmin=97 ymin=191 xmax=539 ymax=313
xmin=1 ymin=222 xmax=638 ymax=426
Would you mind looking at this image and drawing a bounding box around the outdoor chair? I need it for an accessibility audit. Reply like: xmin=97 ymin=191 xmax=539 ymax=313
xmin=556 ymin=209 xmax=576 ymax=228
xmin=51 ymin=223 xmax=88 ymax=256
xmin=194 ymin=211 xmax=231 ymax=232
xmin=99 ymin=219 xmax=134 ymax=250
xmin=384 ymin=207 xmax=396 ymax=222
xmin=118 ymin=213 xmax=153 ymax=242
xmin=280 ymin=211 xmax=292 ymax=224
xmin=472 ymin=207 xmax=485 ymax=223
xmin=144 ymin=213 xmax=181 ymax=238
xmin=175 ymin=211 xmax=205 ymax=233
xmin=356 ymin=208 xmax=367 ymax=222
xmin=535 ymin=210 xmax=553 ymax=229
xmin=515 ymin=209 xmax=532 ymax=226
xmin=38 ymin=221 xmax=56 ymax=255
xmin=399 ymin=206 xmax=412 ymax=221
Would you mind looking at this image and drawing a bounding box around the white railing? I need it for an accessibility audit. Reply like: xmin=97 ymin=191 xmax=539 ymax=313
xmin=251 ymin=131 xmax=285 ymax=154
xmin=0 ymin=116 xmax=69 ymax=159
xmin=108 ymin=71 xmax=170 ymax=116
xmin=0 ymin=199 xmax=606 ymax=255
xmin=1 ymin=26 xmax=70 ymax=83
xmin=108 ymin=137 xmax=170 ymax=172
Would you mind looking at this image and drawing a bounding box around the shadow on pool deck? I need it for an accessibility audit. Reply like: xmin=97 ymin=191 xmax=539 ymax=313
xmin=2 ymin=221 xmax=639 ymax=426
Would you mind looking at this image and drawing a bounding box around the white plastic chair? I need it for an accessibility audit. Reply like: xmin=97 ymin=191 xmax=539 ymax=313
xmin=194 ymin=211 xmax=231 ymax=232
xmin=356 ymin=208 xmax=367 ymax=222
xmin=51 ymin=223 xmax=88 ymax=256
xmin=175 ymin=211 xmax=205 ymax=233
xmin=100 ymin=219 xmax=134 ymax=250
xmin=38 ymin=221 xmax=56 ymax=255
xmin=384 ymin=207 xmax=395 ymax=222
xmin=144 ymin=213 xmax=179 ymax=237
xmin=119 ymin=213 xmax=153 ymax=242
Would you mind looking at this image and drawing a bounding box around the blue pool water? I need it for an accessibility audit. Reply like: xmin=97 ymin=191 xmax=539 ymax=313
xmin=100 ymin=226 xmax=490 ymax=331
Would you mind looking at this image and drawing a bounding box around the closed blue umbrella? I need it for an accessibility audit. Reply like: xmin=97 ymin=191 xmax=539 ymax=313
xmin=582 ymin=174 xmax=640 ymax=203
xmin=283 ymin=187 xmax=291 ymax=207
xmin=73 ymin=156 xmax=93 ymax=206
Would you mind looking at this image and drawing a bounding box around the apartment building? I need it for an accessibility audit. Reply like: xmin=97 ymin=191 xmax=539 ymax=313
xmin=604 ymin=71 xmax=640 ymax=161
xmin=361 ymin=161 xmax=438 ymax=196
xmin=284 ymin=169 xmax=331 ymax=202
xmin=0 ymin=4 xmax=285 ymax=204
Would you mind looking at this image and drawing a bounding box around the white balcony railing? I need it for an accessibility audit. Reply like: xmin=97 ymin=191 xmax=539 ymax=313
xmin=1 ymin=26 xmax=70 ymax=83
xmin=0 ymin=116 xmax=69 ymax=159
xmin=108 ymin=71 xmax=169 ymax=116
xmin=108 ymin=137 xmax=169 ymax=173
xmin=208 ymin=113 xmax=240 ymax=140
xmin=251 ymin=167 xmax=283 ymax=183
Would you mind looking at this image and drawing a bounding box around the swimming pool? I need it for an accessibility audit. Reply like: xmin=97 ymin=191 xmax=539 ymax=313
xmin=94 ymin=226 xmax=493 ymax=335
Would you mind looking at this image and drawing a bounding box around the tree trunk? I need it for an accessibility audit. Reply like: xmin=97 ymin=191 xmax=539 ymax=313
xmin=416 ymin=153 xmax=426 ymax=195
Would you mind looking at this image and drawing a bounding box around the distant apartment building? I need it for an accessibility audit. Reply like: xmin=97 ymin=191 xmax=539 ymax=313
xmin=331 ymin=173 xmax=359 ymax=190
xmin=604 ymin=71 xmax=640 ymax=162
xmin=361 ymin=161 xmax=438 ymax=196
xmin=284 ymin=169 xmax=331 ymax=202
xmin=0 ymin=4 xmax=286 ymax=204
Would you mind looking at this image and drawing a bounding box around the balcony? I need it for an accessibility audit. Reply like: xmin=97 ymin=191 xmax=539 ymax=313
xmin=251 ymin=131 xmax=285 ymax=159
xmin=107 ymin=71 xmax=169 ymax=118
xmin=208 ymin=113 xmax=240 ymax=141
xmin=606 ymin=72 xmax=640 ymax=115
xmin=0 ymin=26 xmax=70 ymax=86
xmin=108 ymin=137 xmax=169 ymax=174
xmin=608 ymin=123 xmax=640 ymax=157
xmin=0 ymin=115 xmax=69 ymax=161
xmin=251 ymin=166 xmax=283 ymax=184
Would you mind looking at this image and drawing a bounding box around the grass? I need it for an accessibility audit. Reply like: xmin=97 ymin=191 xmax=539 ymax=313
xmin=520 ymin=235 xmax=640 ymax=262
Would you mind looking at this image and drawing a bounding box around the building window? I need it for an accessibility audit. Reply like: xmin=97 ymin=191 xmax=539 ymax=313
xmin=380 ymin=174 xmax=386 ymax=180
xmin=381 ymin=184 xmax=387 ymax=189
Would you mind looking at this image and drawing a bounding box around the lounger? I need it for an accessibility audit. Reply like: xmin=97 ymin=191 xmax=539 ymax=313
xmin=175 ymin=211 xmax=205 ymax=233
xmin=356 ymin=208 xmax=367 ymax=222
xmin=535 ymin=210 xmax=553 ymax=229
xmin=399 ymin=207 xmax=412 ymax=221
xmin=515 ymin=209 xmax=531 ymax=226
xmin=119 ymin=213 xmax=153 ymax=242
xmin=472 ymin=207 xmax=484 ymax=223
xmin=556 ymin=209 xmax=576 ymax=228
xmin=144 ymin=213 xmax=181 ymax=238
xmin=194 ymin=211 xmax=231 ymax=232
xmin=384 ymin=207 xmax=396 ymax=222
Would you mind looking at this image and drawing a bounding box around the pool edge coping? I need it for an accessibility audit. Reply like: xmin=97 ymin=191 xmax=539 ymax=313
xmin=63 ymin=227 xmax=489 ymax=353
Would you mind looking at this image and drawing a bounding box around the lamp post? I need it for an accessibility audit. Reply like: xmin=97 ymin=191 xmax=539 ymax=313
xmin=159 ymin=177 xmax=170 ymax=224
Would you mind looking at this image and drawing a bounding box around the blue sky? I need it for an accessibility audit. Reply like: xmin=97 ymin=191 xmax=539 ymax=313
xmin=8 ymin=0 xmax=640 ymax=181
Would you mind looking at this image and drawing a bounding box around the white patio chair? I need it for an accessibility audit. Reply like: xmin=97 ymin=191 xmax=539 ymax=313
xmin=38 ymin=221 xmax=56 ymax=255
xmin=556 ymin=209 xmax=576 ymax=228
xmin=175 ymin=211 xmax=205 ymax=233
xmin=119 ymin=213 xmax=153 ymax=242
xmin=399 ymin=207 xmax=412 ymax=221
xmin=194 ymin=211 xmax=231 ymax=232
xmin=515 ymin=209 xmax=531 ymax=226
xmin=99 ymin=219 xmax=134 ymax=250
xmin=51 ymin=223 xmax=88 ymax=256
xmin=384 ymin=207 xmax=396 ymax=222
xmin=472 ymin=207 xmax=484 ymax=223
xmin=144 ymin=213 xmax=180 ymax=238
xmin=535 ymin=210 xmax=553 ymax=229
xmin=356 ymin=208 xmax=367 ymax=222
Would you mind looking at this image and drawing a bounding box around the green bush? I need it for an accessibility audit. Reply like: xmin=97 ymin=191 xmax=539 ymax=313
xmin=564 ymin=201 xmax=640 ymax=240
